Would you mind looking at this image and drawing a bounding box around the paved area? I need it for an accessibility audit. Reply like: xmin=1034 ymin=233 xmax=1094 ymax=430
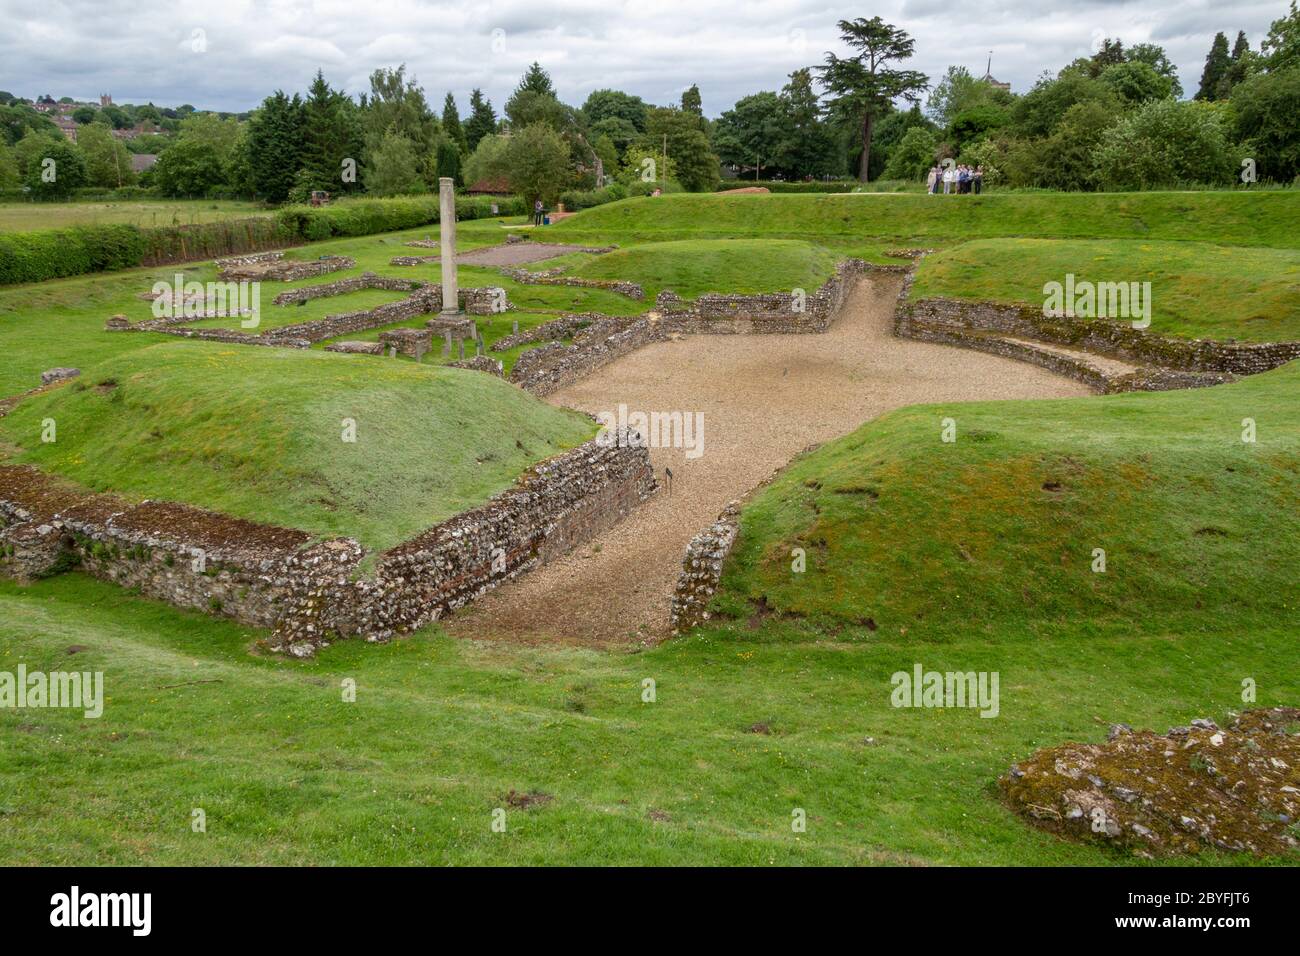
xmin=447 ymin=274 xmax=1093 ymax=647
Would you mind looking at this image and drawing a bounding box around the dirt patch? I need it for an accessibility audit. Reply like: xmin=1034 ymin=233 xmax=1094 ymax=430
xmin=456 ymin=242 xmax=591 ymax=267
xmin=1001 ymin=708 xmax=1300 ymax=858
xmin=448 ymin=274 xmax=1090 ymax=646
xmin=502 ymin=789 xmax=554 ymax=811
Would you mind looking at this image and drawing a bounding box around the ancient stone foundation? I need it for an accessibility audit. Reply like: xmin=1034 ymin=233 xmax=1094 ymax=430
xmin=670 ymin=502 xmax=741 ymax=634
xmin=0 ymin=432 xmax=655 ymax=657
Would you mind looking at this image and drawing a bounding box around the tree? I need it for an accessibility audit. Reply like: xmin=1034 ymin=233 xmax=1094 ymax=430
xmin=946 ymin=103 xmax=1013 ymax=152
xmin=1090 ymin=38 xmax=1127 ymax=74
xmin=1126 ymin=42 xmax=1183 ymax=97
xmin=505 ymin=89 xmax=571 ymax=132
xmin=643 ymin=107 xmax=719 ymax=191
xmin=592 ymin=134 xmax=619 ymax=176
xmin=1012 ymin=71 xmax=1116 ymax=138
xmin=1031 ymin=100 xmax=1116 ymax=190
xmin=881 ymin=126 xmax=937 ymax=179
xmin=0 ymin=142 xmax=19 ymax=188
xmin=246 ymin=91 xmax=304 ymax=202
xmin=361 ymin=65 xmax=439 ymax=186
xmin=504 ymin=122 xmax=570 ymax=205
xmin=71 ymin=105 xmax=97 ymax=125
xmin=591 ymin=116 xmax=639 ymax=153
xmin=581 ymin=89 xmax=648 ymax=133
xmin=1095 ymin=99 xmax=1239 ymax=189
xmin=462 ymin=133 xmax=510 ymax=187
xmin=23 ymin=137 xmax=87 ymax=199
xmin=441 ymin=92 xmax=468 ymax=153
xmin=299 ymin=71 xmax=363 ymax=197
xmin=363 ymin=130 xmax=426 ymax=196
xmin=514 ymin=62 xmax=555 ymax=99
xmin=0 ymin=104 xmax=58 ymax=146
xmin=463 ymin=89 xmax=497 ymax=151
xmin=1232 ymin=65 xmax=1300 ymax=181
xmin=776 ymin=68 xmax=836 ymax=178
xmin=1196 ymin=32 xmax=1232 ymax=100
xmin=712 ymin=92 xmax=790 ymax=178
xmin=817 ymin=17 xmax=929 ymax=181
xmin=1099 ymin=61 xmax=1175 ymax=106
xmin=1262 ymin=1 xmax=1300 ymax=71
xmin=434 ymin=136 xmax=461 ymax=185
xmin=77 ymin=122 xmax=134 ymax=188
xmin=926 ymin=66 xmax=1000 ymax=128
xmin=151 ymin=137 xmax=226 ymax=196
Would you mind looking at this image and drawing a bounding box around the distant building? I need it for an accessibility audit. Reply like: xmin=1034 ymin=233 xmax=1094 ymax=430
xmin=980 ymin=55 xmax=1011 ymax=92
xmin=466 ymin=176 xmax=512 ymax=195
xmin=53 ymin=116 xmax=78 ymax=142
xmin=130 ymin=154 xmax=158 ymax=173
xmin=100 ymin=93 xmax=113 ymax=107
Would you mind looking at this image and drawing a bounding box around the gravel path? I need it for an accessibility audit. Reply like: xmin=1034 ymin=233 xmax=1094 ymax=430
xmin=455 ymin=242 xmax=591 ymax=266
xmin=447 ymin=274 xmax=1092 ymax=647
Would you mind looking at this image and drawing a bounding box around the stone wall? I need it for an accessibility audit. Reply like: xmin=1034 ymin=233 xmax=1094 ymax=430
xmin=656 ymin=259 xmax=877 ymax=334
xmin=1 ymin=434 xmax=656 ymax=657
xmin=669 ymin=501 xmax=740 ymax=634
xmin=510 ymin=318 xmax=663 ymax=396
xmin=490 ymin=313 xmax=599 ymax=352
xmin=500 ymin=267 xmax=644 ymax=300
xmin=271 ymin=272 xmax=421 ymax=305
xmin=217 ymin=252 xmax=355 ymax=282
xmin=899 ymin=296 xmax=1300 ymax=377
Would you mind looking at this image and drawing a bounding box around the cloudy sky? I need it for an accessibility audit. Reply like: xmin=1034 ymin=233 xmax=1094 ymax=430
xmin=0 ymin=0 xmax=1288 ymax=116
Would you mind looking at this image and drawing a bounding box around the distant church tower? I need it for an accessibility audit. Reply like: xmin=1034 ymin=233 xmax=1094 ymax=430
xmin=100 ymin=93 xmax=113 ymax=107
xmin=980 ymin=53 xmax=1011 ymax=92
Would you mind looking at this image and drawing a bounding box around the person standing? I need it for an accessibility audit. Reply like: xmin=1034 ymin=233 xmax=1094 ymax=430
xmin=926 ymin=165 xmax=938 ymax=195
xmin=533 ymin=199 xmax=544 ymax=226
xmin=974 ymin=166 xmax=984 ymax=195
xmin=942 ymin=164 xmax=954 ymax=195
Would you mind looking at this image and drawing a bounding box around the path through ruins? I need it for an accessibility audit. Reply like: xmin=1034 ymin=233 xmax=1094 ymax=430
xmin=447 ymin=274 xmax=1091 ymax=646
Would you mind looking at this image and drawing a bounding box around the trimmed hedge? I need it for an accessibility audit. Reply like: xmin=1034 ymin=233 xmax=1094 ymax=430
xmin=0 ymin=194 xmax=526 ymax=286
xmin=558 ymin=183 xmax=629 ymax=211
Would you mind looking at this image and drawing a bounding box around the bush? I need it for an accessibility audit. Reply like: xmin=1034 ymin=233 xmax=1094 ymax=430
xmin=0 ymin=223 xmax=145 ymax=284
xmin=1095 ymin=99 xmax=1241 ymax=190
xmin=558 ymin=183 xmax=628 ymax=210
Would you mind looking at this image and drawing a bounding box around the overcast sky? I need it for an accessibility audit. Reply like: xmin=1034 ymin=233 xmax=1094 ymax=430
xmin=0 ymin=0 xmax=1288 ymax=116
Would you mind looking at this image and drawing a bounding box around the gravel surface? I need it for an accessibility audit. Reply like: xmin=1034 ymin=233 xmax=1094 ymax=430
xmin=448 ymin=275 xmax=1092 ymax=647
xmin=455 ymin=242 xmax=591 ymax=266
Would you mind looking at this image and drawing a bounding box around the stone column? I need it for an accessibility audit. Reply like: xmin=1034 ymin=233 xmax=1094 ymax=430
xmin=439 ymin=177 xmax=459 ymax=315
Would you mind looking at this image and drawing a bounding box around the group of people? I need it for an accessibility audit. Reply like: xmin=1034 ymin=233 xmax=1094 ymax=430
xmin=927 ymin=164 xmax=984 ymax=195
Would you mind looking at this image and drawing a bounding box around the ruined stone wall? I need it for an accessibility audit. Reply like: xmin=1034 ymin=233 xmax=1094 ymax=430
xmin=510 ymin=318 xmax=664 ymax=396
xmin=500 ymin=267 xmax=644 ymax=300
xmin=217 ymin=253 xmax=355 ymax=282
xmin=271 ymin=272 xmax=421 ymax=305
xmin=899 ymin=297 xmax=1300 ymax=376
xmin=670 ymin=501 xmax=740 ymax=634
xmin=0 ymin=464 xmax=309 ymax=625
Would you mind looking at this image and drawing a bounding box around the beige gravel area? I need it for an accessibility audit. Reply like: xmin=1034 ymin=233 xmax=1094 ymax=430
xmin=447 ymin=274 xmax=1092 ymax=647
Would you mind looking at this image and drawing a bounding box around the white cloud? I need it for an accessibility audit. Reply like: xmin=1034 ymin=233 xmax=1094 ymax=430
xmin=0 ymin=0 xmax=1286 ymax=113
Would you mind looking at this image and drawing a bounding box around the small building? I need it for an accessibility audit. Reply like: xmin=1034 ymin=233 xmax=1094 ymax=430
xmin=131 ymin=154 xmax=158 ymax=173
xmin=465 ymin=176 xmax=512 ymax=196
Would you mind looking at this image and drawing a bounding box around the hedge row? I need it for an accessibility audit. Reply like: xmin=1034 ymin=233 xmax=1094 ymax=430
xmin=0 ymin=194 xmax=527 ymax=285
xmin=715 ymin=180 xmax=861 ymax=193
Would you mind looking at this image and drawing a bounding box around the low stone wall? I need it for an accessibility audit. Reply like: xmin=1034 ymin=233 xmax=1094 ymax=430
xmin=656 ymin=259 xmax=877 ymax=334
xmin=510 ymin=318 xmax=663 ymax=396
xmin=1 ymin=434 xmax=656 ymax=657
xmin=0 ymin=464 xmax=309 ymax=624
xmin=449 ymin=355 xmax=505 ymax=376
xmin=669 ymin=501 xmax=741 ymax=634
xmin=390 ymin=255 xmax=440 ymax=267
xmin=324 ymin=341 xmax=385 ymax=355
xmin=899 ymin=296 xmax=1300 ymax=377
xmin=491 ymin=313 xmax=598 ymax=352
xmin=217 ymin=252 xmax=355 ymax=282
xmin=500 ymin=267 xmax=644 ymax=300
xmin=272 ymin=272 xmax=421 ymax=305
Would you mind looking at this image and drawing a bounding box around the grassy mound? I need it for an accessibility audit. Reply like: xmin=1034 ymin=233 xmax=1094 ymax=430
xmin=566 ymin=238 xmax=841 ymax=299
xmin=551 ymin=191 xmax=1300 ymax=248
xmin=713 ymin=361 xmax=1300 ymax=637
xmin=911 ymin=238 xmax=1300 ymax=343
xmin=0 ymin=342 xmax=595 ymax=550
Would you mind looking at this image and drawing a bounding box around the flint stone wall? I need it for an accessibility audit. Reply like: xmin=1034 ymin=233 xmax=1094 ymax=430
xmin=500 ymin=267 xmax=644 ymax=300
xmin=217 ymin=253 xmax=355 ymax=282
xmin=899 ymin=297 xmax=1300 ymax=377
xmin=1 ymin=434 xmax=655 ymax=656
xmin=510 ymin=318 xmax=663 ymax=396
xmin=272 ymin=272 xmax=421 ymax=305
xmin=670 ymin=501 xmax=741 ymax=634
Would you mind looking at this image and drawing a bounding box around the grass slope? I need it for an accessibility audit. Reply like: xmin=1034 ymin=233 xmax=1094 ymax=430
xmin=712 ymin=362 xmax=1300 ymax=638
xmin=0 ymin=572 xmax=1294 ymax=865
xmin=563 ymin=238 xmax=841 ymax=300
xmin=551 ymin=191 xmax=1300 ymax=248
xmin=912 ymin=238 xmax=1300 ymax=343
xmin=0 ymin=341 xmax=595 ymax=550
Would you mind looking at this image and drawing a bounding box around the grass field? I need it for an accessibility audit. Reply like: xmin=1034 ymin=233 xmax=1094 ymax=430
xmin=1 ymin=189 xmax=1298 ymax=866
xmin=0 ymin=342 xmax=595 ymax=549
xmin=911 ymin=238 xmax=1300 ymax=342
xmin=0 ymin=199 xmax=271 ymax=232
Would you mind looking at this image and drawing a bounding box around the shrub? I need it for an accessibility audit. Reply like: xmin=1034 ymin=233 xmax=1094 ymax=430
xmin=1095 ymin=99 xmax=1240 ymax=190
xmin=713 ymin=180 xmax=860 ymax=193
xmin=558 ymin=183 xmax=628 ymax=210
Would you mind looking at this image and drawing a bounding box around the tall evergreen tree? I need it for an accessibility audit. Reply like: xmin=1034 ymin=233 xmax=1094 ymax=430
xmin=1220 ymin=31 xmax=1253 ymax=97
xmin=300 ymin=71 xmax=363 ymax=195
xmin=1196 ymin=32 xmax=1232 ymax=100
xmin=247 ymin=90 xmax=305 ymax=202
xmin=817 ymin=17 xmax=929 ymax=182
xmin=464 ymin=89 xmax=497 ymax=151
xmin=441 ymin=92 xmax=468 ymax=154
xmin=515 ymin=62 xmax=555 ymax=98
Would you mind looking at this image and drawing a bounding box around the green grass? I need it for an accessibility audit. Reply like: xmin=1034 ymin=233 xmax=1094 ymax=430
xmin=561 ymin=238 xmax=841 ymax=300
xmin=0 ymin=199 xmax=270 ymax=232
xmin=550 ymin=191 xmax=1300 ymax=248
xmin=0 ymin=341 xmax=595 ymax=550
xmin=912 ymin=238 xmax=1300 ymax=343
xmin=712 ymin=362 xmax=1300 ymax=636
xmin=0 ymin=572 xmax=1293 ymax=865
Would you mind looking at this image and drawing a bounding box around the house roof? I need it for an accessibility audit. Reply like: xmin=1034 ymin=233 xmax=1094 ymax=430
xmin=465 ymin=176 xmax=512 ymax=195
xmin=130 ymin=154 xmax=158 ymax=173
